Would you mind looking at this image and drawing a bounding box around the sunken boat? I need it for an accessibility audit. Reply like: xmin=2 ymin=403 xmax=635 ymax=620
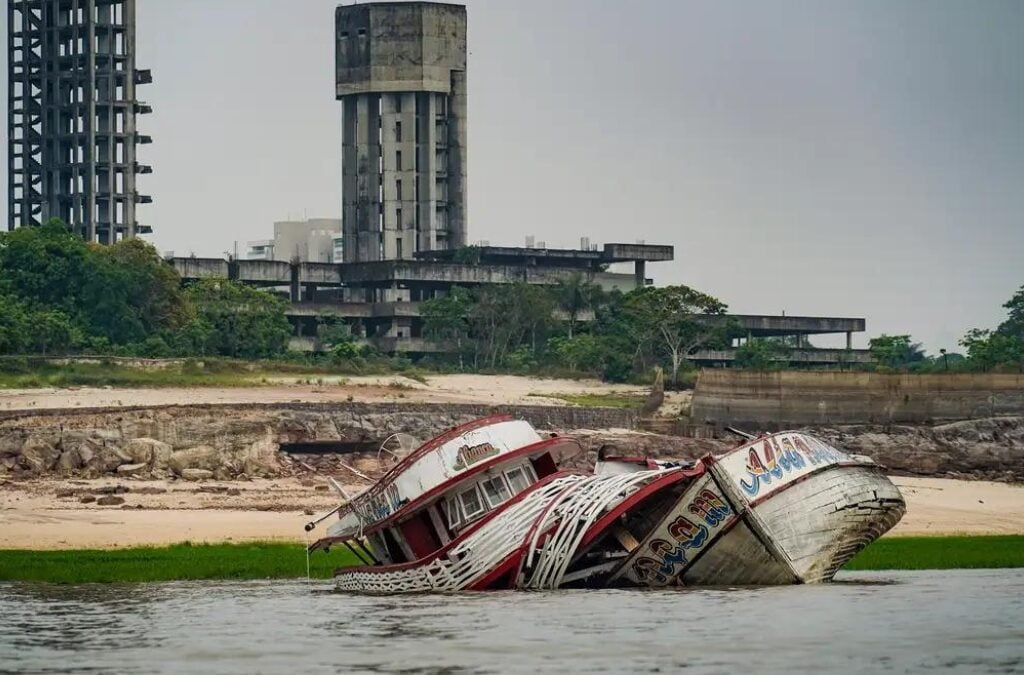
xmin=306 ymin=414 xmax=905 ymax=592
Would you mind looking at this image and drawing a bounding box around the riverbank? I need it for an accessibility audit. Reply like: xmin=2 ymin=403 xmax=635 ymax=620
xmin=1 ymin=536 xmax=1022 ymax=584
xmin=3 ymin=475 xmax=1021 ymax=550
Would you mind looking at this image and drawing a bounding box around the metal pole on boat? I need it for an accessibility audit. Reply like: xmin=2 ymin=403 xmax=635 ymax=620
xmin=304 ymin=504 xmax=343 ymax=532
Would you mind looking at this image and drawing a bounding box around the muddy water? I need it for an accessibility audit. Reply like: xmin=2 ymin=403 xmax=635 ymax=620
xmin=1 ymin=570 xmax=1022 ymax=674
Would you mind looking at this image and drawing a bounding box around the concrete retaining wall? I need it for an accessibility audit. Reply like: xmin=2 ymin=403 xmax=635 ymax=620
xmin=690 ymin=370 xmax=1024 ymax=428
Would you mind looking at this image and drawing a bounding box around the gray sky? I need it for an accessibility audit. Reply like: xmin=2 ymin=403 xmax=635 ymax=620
xmin=3 ymin=0 xmax=1023 ymax=352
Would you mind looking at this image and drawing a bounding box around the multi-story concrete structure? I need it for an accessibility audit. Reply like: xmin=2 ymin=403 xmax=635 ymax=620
xmin=335 ymin=1 xmax=467 ymax=263
xmin=246 ymin=218 xmax=342 ymax=263
xmin=7 ymin=0 xmax=152 ymax=242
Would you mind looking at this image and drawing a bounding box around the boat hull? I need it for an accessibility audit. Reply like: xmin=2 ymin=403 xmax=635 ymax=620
xmin=331 ymin=432 xmax=905 ymax=592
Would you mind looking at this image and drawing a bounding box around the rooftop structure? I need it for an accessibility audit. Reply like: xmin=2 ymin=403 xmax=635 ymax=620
xmin=336 ymin=1 xmax=467 ymax=262
xmin=7 ymin=0 xmax=153 ymax=242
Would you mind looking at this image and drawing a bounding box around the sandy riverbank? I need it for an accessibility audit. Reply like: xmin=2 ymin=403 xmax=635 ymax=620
xmin=1 ymin=475 xmax=1021 ymax=550
xmin=0 ymin=374 xmax=658 ymax=412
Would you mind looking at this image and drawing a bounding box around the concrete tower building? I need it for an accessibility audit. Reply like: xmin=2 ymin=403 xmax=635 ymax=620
xmin=7 ymin=0 xmax=152 ymax=242
xmin=335 ymin=1 xmax=467 ymax=263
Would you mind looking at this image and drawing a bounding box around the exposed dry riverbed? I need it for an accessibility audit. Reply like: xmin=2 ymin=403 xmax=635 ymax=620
xmin=2 ymin=475 xmax=1022 ymax=550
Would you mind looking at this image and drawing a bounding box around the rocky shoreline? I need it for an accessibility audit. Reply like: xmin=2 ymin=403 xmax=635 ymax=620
xmin=0 ymin=401 xmax=1021 ymax=484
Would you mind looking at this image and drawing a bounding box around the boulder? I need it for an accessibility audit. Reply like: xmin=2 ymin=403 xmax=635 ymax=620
xmin=96 ymin=495 xmax=125 ymax=506
xmin=79 ymin=495 xmax=97 ymax=504
xmin=91 ymin=445 xmax=134 ymax=474
xmin=124 ymin=438 xmax=174 ymax=468
xmin=168 ymin=445 xmax=220 ymax=475
xmin=239 ymin=436 xmax=281 ymax=477
xmin=18 ymin=436 xmax=61 ymax=473
xmin=116 ymin=462 xmax=149 ymax=477
xmin=181 ymin=468 xmax=213 ymax=481
xmin=55 ymin=448 xmax=85 ymax=474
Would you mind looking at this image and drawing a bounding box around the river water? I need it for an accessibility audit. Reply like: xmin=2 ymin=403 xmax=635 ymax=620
xmin=1 ymin=570 xmax=1022 ymax=674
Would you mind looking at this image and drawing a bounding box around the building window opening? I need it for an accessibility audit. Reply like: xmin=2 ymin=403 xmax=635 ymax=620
xmin=395 ymin=150 xmax=402 ymax=171
xmin=396 ymin=179 xmax=402 ymax=200
xmin=395 ymin=121 xmax=402 ymax=143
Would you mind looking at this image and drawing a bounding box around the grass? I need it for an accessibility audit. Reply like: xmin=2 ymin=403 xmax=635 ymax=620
xmin=0 ymin=542 xmax=362 ymax=584
xmin=844 ymin=535 xmax=1024 ymax=571
xmin=3 ymin=536 xmax=1021 ymax=584
xmin=527 ymin=391 xmax=647 ymax=409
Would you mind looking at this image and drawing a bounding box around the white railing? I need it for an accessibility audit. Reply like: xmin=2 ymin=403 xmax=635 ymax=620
xmin=336 ymin=469 xmax=669 ymax=593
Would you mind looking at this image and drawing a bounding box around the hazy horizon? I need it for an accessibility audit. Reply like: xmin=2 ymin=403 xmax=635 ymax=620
xmin=2 ymin=0 xmax=1022 ymax=354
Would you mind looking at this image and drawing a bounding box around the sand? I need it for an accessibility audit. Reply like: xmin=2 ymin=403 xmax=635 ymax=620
xmin=0 ymin=374 xmax=648 ymax=412
xmin=1 ymin=475 xmax=1021 ymax=550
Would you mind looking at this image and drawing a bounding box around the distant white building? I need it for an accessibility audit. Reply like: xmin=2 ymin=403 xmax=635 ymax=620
xmin=246 ymin=218 xmax=341 ymax=263
xmin=246 ymin=239 xmax=274 ymax=260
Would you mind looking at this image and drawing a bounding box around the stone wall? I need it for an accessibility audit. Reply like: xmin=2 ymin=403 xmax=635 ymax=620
xmin=691 ymin=370 xmax=1024 ymax=428
xmin=0 ymin=402 xmax=636 ymax=480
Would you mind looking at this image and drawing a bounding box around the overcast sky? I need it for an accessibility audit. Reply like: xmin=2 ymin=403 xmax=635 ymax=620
xmin=3 ymin=0 xmax=1022 ymax=352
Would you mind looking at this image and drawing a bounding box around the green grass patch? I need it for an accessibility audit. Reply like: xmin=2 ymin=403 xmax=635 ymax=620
xmin=0 ymin=542 xmax=362 ymax=584
xmin=527 ymin=391 xmax=646 ymax=409
xmin=2 ymin=536 xmax=1020 ymax=585
xmin=844 ymin=535 xmax=1024 ymax=571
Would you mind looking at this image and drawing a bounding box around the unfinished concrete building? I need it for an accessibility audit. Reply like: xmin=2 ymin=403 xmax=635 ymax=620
xmin=7 ymin=0 xmax=152 ymax=242
xmin=335 ymin=1 xmax=467 ymax=264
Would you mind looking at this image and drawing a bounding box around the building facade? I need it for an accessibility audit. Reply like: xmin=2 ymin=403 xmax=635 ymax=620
xmin=246 ymin=218 xmax=343 ymax=263
xmin=7 ymin=0 xmax=152 ymax=242
xmin=335 ymin=1 xmax=467 ymax=263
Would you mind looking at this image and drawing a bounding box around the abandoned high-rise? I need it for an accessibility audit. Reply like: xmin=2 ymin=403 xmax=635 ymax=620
xmin=7 ymin=0 xmax=152 ymax=242
xmin=335 ymin=1 xmax=467 ymax=262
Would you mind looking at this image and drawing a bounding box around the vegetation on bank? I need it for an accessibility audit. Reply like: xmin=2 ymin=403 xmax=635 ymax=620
xmin=1 ymin=220 xmax=1020 ymax=384
xmin=843 ymin=535 xmax=1024 ymax=571
xmin=1 ymin=536 xmax=1022 ymax=584
xmin=0 ymin=543 xmax=361 ymax=584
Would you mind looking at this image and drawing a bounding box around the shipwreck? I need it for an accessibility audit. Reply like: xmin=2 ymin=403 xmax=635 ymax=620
xmin=307 ymin=415 xmax=905 ymax=592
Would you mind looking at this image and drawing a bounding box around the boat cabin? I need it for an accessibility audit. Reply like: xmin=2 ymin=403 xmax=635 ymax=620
xmin=320 ymin=415 xmax=581 ymax=565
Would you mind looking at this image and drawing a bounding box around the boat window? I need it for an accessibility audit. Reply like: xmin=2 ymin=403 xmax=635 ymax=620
xmin=459 ymin=486 xmax=486 ymax=521
xmin=480 ymin=475 xmax=511 ymax=508
xmin=444 ymin=496 xmax=462 ymax=530
xmin=505 ymin=466 xmax=531 ymax=494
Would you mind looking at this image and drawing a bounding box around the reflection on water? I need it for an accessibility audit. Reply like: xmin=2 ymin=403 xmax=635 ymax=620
xmin=1 ymin=570 xmax=1023 ymax=674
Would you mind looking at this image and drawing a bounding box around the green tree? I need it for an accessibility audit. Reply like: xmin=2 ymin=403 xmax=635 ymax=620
xmin=621 ymin=285 xmax=728 ymax=385
xmin=421 ymin=287 xmax=473 ymax=369
xmin=997 ymin=285 xmax=1024 ymax=340
xmin=960 ymin=329 xmax=1024 ymax=372
xmin=735 ymin=339 xmax=791 ymax=370
xmin=181 ymin=280 xmax=291 ymax=358
xmin=547 ymin=333 xmax=605 ymax=373
xmin=317 ymin=319 xmax=361 ymax=360
xmin=868 ymin=334 xmax=926 ymax=369
xmin=554 ymin=272 xmax=603 ymax=339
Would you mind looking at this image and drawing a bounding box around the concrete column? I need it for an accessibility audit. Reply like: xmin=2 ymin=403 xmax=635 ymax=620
xmin=846 ymin=331 xmax=852 ymax=350
xmin=447 ymin=70 xmax=468 ymax=249
xmin=341 ymin=97 xmax=359 ymax=262
xmin=634 ymin=260 xmax=646 ymax=288
xmin=289 ymin=264 xmax=300 ymax=303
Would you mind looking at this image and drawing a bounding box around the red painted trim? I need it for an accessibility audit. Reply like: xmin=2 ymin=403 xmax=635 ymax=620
xmin=334 ymin=470 xmax=583 ymax=578
xmin=468 ymin=554 xmax=522 ymax=591
xmin=360 ymin=436 xmax=582 ymax=537
xmin=339 ymin=414 xmax=515 ymax=519
xmin=576 ymin=468 xmax=699 ymax=551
